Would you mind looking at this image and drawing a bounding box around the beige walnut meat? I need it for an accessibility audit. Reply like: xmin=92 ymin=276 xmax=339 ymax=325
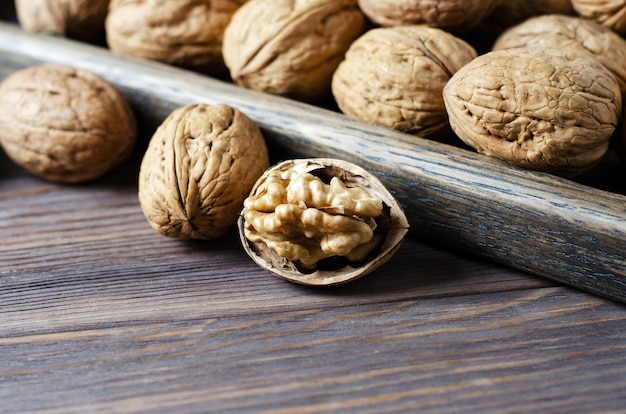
xmin=332 ymin=25 xmax=476 ymax=140
xmin=138 ymin=103 xmax=269 ymax=240
xmin=0 ymin=64 xmax=137 ymax=183
xmin=443 ymin=47 xmax=622 ymax=176
xmin=15 ymin=0 xmax=110 ymax=42
xmin=238 ymin=158 xmax=409 ymax=286
xmin=222 ymin=0 xmax=367 ymax=102
xmin=106 ymin=0 xmax=246 ymax=75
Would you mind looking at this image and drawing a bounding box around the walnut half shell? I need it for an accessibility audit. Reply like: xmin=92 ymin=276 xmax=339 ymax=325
xmin=238 ymin=158 xmax=410 ymax=286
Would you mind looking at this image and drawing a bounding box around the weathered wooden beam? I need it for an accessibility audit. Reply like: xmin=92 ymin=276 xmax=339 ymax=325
xmin=0 ymin=22 xmax=624 ymax=302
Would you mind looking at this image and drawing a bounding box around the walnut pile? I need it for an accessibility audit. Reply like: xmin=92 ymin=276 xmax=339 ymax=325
xmin=571 ymin=0 xmax=626 ymax=36
xmin=443 ymin=47 xmax=622 ymax=177
xmin=493 ymin=14 xmax=626 ymax=95
xmin=0 ymin=64 xmax=137 ymax=183
xmin=357 ymin=0 xmax=498 ymax=35
xmin=138 ymin=103 xmax=269 ymax=240
xmin=15 ymin=0 xmax=109 ymax=42
xmin=238 ymin=158 xmax=409 ymax=286
xmin=106 ymin=0 xmax=246 ymax=75
xmin=332 ymin=25 xmax=476 ymax=141
xmin=222 ymin=0 xmax=367 ymax=103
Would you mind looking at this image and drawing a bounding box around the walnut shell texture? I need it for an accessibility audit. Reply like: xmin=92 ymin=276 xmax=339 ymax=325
xmin=238 ymin=158 xmax=410 ymax=286
xmin=0 ymin=64 xmax=137 ymax=183
xmin=443 ymin=47 xmax=622 ymax=176
xmin=332 ymin=25 xmax=476 ymax=140
xmin=357 ymin=0 xmax=498 ymax=34
xmin=222 ymin=0 xmax=367 ymax=103
xmin=493 ymin=14 xmax=626 ymax=96
xmin=571 ymin=0 xmax=626 ymax=36
xmin=15 ymin=0 xmax=109 ymax=42
xmin=138 ymin=103 xmax=270 ymax=240
xmin=106 ymin=0 xmax=246 ymax=75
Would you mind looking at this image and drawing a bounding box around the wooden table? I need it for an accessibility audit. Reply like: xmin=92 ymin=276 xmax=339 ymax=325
xmin=2 ymin=149 xmax=626 ymax=413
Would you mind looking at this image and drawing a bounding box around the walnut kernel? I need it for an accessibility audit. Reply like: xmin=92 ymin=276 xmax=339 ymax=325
xmin=0 ymin=64 xmax=137 ymax=183
xmin=238 ymin=158 xmax=409 ymax=286
xmin=443 ymin=47 xmax=621 ymax=176
xmin=138 ymin=103 xmax=269 ymax=240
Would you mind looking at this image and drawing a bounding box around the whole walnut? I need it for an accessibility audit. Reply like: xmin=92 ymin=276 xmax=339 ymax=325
xmin=106 ymin=0 xmax=246 ymax=76
xmin=443 ymin=47 xmax=622 ymax=176
xmin=15 ymin=0 xmax=109 ymax=43
xmin=493 ymin=14 xmax=626 ymax=96
xmin=571 ymin=0 xmax=626 ymax=36
xmin=332 ymin=25 xmax=476 ymax=140
xmin=0 ymin=64 xmax=137 ymax=183
xmin=138 ymin=103 xmax=270 ymax=240
xmin=222 ymin=0 xmax=367 ymax=103
xmin=357 ymin=0 xmax=498 ymax=35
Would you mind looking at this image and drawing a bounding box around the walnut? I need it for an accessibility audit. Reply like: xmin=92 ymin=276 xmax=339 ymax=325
xmin=222 ymin=0 xmax=367 ymax=103
xmin=571 ymin=0 xmax=626 ymax=36
xmin=0 ymin=64 xmax=137 ymax=183
xmin=357 ymin=0 xmax=498 ymax=35
xmin=493 ymin=14 xmax=626 ymax=96
xmin=442 ymin=47 xmax=622 ymax=177
xmin=138 ymin=103 xmax=270 ymax=240
xmin=332 ymin=25 xmax=476 ymax=141
xmin=15 ymin=0 xmax=109 ymax=43
xmin=106 ymin=0 xmax=246 ymax=76
xmin=238 ymin=158 xmax=409 ymax=286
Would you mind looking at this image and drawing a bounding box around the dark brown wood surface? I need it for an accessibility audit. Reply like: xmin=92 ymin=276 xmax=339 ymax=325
xmin=2 ymin=6 xmax=626 ymax=411
xmin=2 ymin=151 xmax=626 ymax=413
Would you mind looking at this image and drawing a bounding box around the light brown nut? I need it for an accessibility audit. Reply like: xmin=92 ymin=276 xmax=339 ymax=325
xmin=0 ymin=64 xmax=137 ymax=183
xmin=238 ymin=158 xmax=409 ymax=286
xmin=357 ymin=0 xmax=498 ymax=35
xmin=222 ymin=0 xmax=367 ymax=103
xmin=332 ymin=25 xmax=476 ymax=141
xmin=138 ymin=103 xmax=269 ymax=240
xmin=106 ymin=0 xmax=246 ymax=76
xmin=493 ymin=14 xmax=626 ymax=96
xmin=571 ymin=0 xmax=626 ymax=36
xmin=15 ymin=0 xmax=109 ymax=42
xmin=443 ymin=47 xmax=622 ymax=177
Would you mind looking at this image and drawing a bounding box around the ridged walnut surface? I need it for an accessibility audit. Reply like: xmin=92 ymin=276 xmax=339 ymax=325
xmin=443 ymin=47 xmax=621 ymax=176
xmin=222 ymin=0 xmax=366 ymax=103
xmin=571 ymin=0 xmax=626 ymax=36
xmin=332 ymin=25 xmax=476 ymax=141
xmin=138 ymin=103 xmax=269 ymax=240
xmin=0 ymin=64 xmax=137 ymax=183
xmin=106 ymin=0 xmax=246 ymax=75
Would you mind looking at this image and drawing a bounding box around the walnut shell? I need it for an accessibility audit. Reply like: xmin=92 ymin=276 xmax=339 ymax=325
xmin=15 ymin=0 xmax=109 ymax=42
xmin=443 ymin=47 xmax=622 ymax=177
xmin=357 ymin=0 xmax=498 ymax=35
xmin=493 ymin=14 xmax=626 ymax=96
xmin=571 ymin=0 xmax=626 ymax=36
xmin=222 ymin=0 xmax=367 ymax=103
xmin=138 ymin=103 xmax=270 ymax=240
xmin=332 ymin=25 xmax=476 ymax=140
xmin=238 ymin=158 xmax=410 ymax=286
xmin=0 ymin=64 xmax=137 ymax=183
xmin=106 ymin=0 xmax=246 ymax=75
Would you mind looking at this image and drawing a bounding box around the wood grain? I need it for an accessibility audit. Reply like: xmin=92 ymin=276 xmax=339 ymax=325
xmin=1 ymin=21 xmax=623 ymax=302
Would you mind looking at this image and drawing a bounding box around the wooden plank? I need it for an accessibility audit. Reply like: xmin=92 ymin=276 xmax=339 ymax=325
xmin=0 ymin=22 xmax=624 ymax=304
xmin=2 ymin=286 xmax=625 ymax=413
